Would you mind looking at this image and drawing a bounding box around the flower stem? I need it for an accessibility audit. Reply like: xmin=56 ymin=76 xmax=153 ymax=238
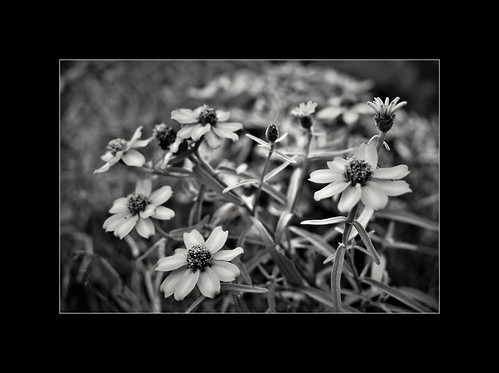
xmin=252 ymin=144 xmax=274 ymax=215
xmin=375 ymin=131 xmax=387 ymax=153
xmin=289 ymin=128 xmax=313 ymax=213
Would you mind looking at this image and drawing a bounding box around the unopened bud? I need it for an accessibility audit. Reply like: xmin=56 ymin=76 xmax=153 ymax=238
xmin=265 ymin=124 xmax=279 ymax=143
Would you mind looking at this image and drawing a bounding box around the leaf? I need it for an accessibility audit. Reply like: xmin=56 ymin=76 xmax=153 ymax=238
xmin=308 ymin=147 xmax=357 ymax=161
xmin=221 ymin=283 xmax=268 ymax=294
xmin=361 ymin=278 xmax=433 ymax=313
xmin=351 ymin=220 xmax=381 ymax=265
xmin=193 ymin=164 xmax=244 ymax=206
xmin=331 ymin=244 xmax=346 ymax=312
xmin=263 ymin=160 xmax=293 ymax=182
xmin=275 ymin=211 xmax=294 ymax=243
xmin=288 ymin=226 xmax=335 ymax=257
xmin=273 ymin=149 xmax=297 ymax=163
xmin=375 ymin=209 xmax=438 ymax=231
xmin=286 ymin=168 xmax=303 ymax=211
xmin=323 ymin=253 xmax=335 ymax=264
xmin=169 ymin=215 xmax=210 ymax=238
xmin=398 ymin=286 xmax=439 ymax=311
xmin=295 ymin=286 xmax=335 ymax=310
xmin=185 ymin=295 xmax=206 ymax=313
xmin=301 ymin=216 xmax=346 ymax=225
xmin=245 ymin=133 xmax=267 ymax=146
xmin=250 ymin=216 xmax=304 ymax=286
xmin=231 ymin=293 xmax=250 ymax=312
xmin=222 ymin=178 xmax=260 ymax=194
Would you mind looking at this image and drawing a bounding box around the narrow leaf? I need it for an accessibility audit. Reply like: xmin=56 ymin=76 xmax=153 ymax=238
xmin=193 ymin=164 xmax=244 ymax=205
xmin=169 ymin=215 xmax=210 ymax=238
xmin=301 ymin=216 xmax=346 ymax=225
xmin=272 ymin=149 xmax=297 ymax=163
xmin=331 ymin=244 xmax=346 ymax=312
xmin=263 ymin=160 xmax=293 ymax=182
xmin=361 ymin=278 xmax=433 ymax=313
xmin=295 ymin=286 xmax=335 ymax=310
xmin=275 ymin=211 xmax=294 ymax=243
xmin=222 ymin=178 xmax=260 ymax=194
xmin=286 ymin=168 xmax=303 ymax=211
xmin=308 ymin=147 xmax=357 ymax=160
xmin=351 ymin=220 xmax=381 ymax=265
xmin=375 ymin=209 xmax=438 ymax=231
xmin=221 ymin=283 xmax=268 ymax=294
xmin=288 ymin=226 xmax=335 ymax=257
xmin=185 ymin=295 xmax=206 ymax=313
xmin=245 ymin=133 xmax=268 ymax=146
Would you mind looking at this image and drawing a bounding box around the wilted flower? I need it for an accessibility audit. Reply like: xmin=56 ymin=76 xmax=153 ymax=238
xmin=309 ymin=143 xmax=411 ymax=212
xmin=317 ymin=95 xmax=372 ymax=125
xmin=94 ymin=126 xmax=153 ymax=174
xmin=367 ymin=96 xmax=407 ymax=132
xmin=171 ymin=105 xmax=243 ymax=148
xmin=291 ymin=101 xmax=318 ymax=129
xmin=155 ymin=227 xmax=244 ymax=300
xmin=102 ymin=179 xmax=175 ymax=239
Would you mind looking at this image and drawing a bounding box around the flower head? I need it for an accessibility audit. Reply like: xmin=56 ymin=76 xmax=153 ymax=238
xmin=171 ymin=105 xmax=243 ymax=149
xmin=367 ymin=96 xmax=407 ymax=133
xmin=155 ymin=227 xmax=244 ymax=300
xmin=316 ymin=95 xmax=372 ymax=126
xmin=245 ymin=127 xmax=296 ymax=164
xmin=291 ymin=101 xmax=318 ymax=129
xmin=265 ymin=123 xmax=280 ymax=143
xmin=102 ymin=179 xmax=175 ymax=239
xmin=94 ymin=126 xmax=153 ymax=174
xmin=309 ymin=143 xmax=411 ymax=212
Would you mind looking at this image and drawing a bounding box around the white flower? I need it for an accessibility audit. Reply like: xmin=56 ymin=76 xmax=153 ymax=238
xmin=367 ymin=96 xmax=407 ymax=117
xmin=102 ymin=179 xmax=175 ymax=239
xmin=155 ymin=227 xmax=244 ymax=300
xmin=317 ymin=95 xmax=372 ymax=125
xmin=171 ymin=105 xmax=243 ymax=149
xmin=291 ymin=101 xmax=318 ymax=117
xmin=309 ymin=143 xmax=411 ymax=212
xmin=94 ymin=126 xmax=153 ymax=174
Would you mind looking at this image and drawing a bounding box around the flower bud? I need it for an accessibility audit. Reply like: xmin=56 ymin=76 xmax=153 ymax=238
xmin=265 ymin=124 xmax=279 ymax=143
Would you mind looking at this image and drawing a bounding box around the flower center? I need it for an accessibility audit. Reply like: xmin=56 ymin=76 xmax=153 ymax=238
xmin=127 ymin=192 xmax=149 ymax=215
xmin=153 ymin=124 xmax=177 ymax=150
xmin=186 ymin=244 xmax=212 ymax=271
xmin=344 ymin=158 xmax=373 ymax=186
xmin=106 ymin=138 xmax=127 ymax=155
xmin=198 ymin=106 xmax=218 ymax=125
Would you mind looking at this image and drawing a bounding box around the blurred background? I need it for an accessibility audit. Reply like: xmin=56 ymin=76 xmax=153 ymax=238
xmin=60 ymin=60 xmax=438 ymax=312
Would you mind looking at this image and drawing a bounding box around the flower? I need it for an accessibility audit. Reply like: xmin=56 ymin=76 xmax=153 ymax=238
xmin=309 ymin=143 xmax=411 ymax=212
xmin=155 ymin=227 xmax=244 ymax=300
xmin=265 ymin=123 xmax=280 ymax=143
xmin=316 ymin=95 xmax=372 ymax=126
xmin=291 ymin=101 xmax=318 ymax=129
xmin=102 ymin=179 xmax=175 ymax=239
xmin=367 ymin=96 xmax=407 ymax=132
xmin=171 ymin=105 xmax=243 ymax=149
xmin=94 ymin=126 xmax=153 ymax=174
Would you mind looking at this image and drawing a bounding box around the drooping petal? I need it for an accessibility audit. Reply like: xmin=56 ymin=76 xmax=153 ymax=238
xmin=149 ymin=186 xmax=173 ymax=206
xmin=135 ymin=179 xmax=152 ymax=196
xmin=197 ymin=267 xmax=221 ymax=298
xmin=126 ymin=126 xmax=143 ymax=149
xmin=215 ymin=110 xmax=230 ymax=121
xmin=121 ymin=149 xmax=145 ymax=167
xmin=190 ymin=123 xmax=211 ymax=141
xmin=135 ymin=217 xmax=155 ymax=238
xmin=101 ymin=152 xmax=114 ymax=162
xmin=337 ymin=184 xmax=362 ymax=213
xmin=212 ymin=126 xmax=239 ymax=141
xmin=103 ymin=211 xmax=128 ymax=231
xmin=373 ymin=179 xmax=412 ymax=196
xmin=174 ymin=269 xmax=200 ymax=300
xmin=314 ymin=180 xmax=350 ymax=201
xmin=317 ymin=106 xmax=343 ymax=120
xmin=176 ymin=123 xmax=197 ymax=139
xmin=309 ymin=169 xmax=343 ymax=184
xmin=212 ymin=247 xmax=244 ymax=262
xmin=204 ymin=130 xmax=222 ymax=148
xmin=343 ymin=111 xmax=359 ymax=125
xmin=171 ymin=109 xmax=200 ymax=124
xmin=159 ymin=268 xmax=186 ymax=298
xmin=156 ymin=254 xmax=188 ymax=272
xmin=183 ymin=230 xmax=205 ymax=248
xmin=153 ymin=206 xmax=175 ymax=220
xmin=205 ymin=226 xmax=228 ymax=254
xmin=372 ymin=165 xmax=410 ymax=179
xmin=215 ymin=122 xmax=243 ymax=132
xmin=211 ymin=260 xmax=240 ymax=282
xmin=360 ymin=181 xmax=389 ymax=210
xmin=114 ymin=215 xmax=139 ymax=239
xmin=140 ymin=204 xmax=156 ymax=219
xmin=109 ymin=198 xmax=128 ymax=213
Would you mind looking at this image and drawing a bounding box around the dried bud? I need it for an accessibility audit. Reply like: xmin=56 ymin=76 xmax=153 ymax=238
xmin=374 ymin=114 xmax=395 ymax=133
xmin=265 ymin=124 xmax=279 ymax=143
xmin=153 ymin=124 xmax=177 ymax=150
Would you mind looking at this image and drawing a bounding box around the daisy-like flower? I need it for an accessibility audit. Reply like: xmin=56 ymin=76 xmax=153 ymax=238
xmin=316 ymin=95 xmax=372 ymax=126
xmin=170 ymin=105 xmax=243 ymax=149
xmin=94 ymin=126 xmax=153 ymax=174
xmin=155 ymin=227 xmax=244 ymax=300
xmin=309 ymin=143 xmax=411 ymax=212
xmin=102 ymin=179 xmax=175 ymax=239
xmin=291 ymin=101 xmax=318 ymax=129
xmin=367 ymin=96 xmax=407 ymax=133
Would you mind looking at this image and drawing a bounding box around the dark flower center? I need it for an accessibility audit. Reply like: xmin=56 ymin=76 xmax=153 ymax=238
xmin=153 ymin=124 xmax=177 ymax=150
xmin=186 ymin=244 xmax=212 ymax=271
xmin=127 ymin=192 xmax=149 ymax=215
xmin=344 ymin=158 xmax=373 ymax=186
xmin=106 ymin=138 xmax=127 ymax=155
xmin=374 ymin=113 xmax=395 ymax=133
xmin=198 ymin=106 xmax=218 ymax=125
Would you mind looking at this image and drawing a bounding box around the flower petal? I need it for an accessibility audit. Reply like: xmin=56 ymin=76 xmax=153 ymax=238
xmin=135 ymin=217 xmax=155 ymax=239
xmin=317 ymin=106 xmax=343 ymax=120
xmin=216 ymin=110 xmax=231 ymax=121
xmin=121 ymin=149 xmax=145 ymax=167
xmin=191 ymin=123 xmax=211 ymax=141
xmin=372 ymin=165 xmax=410 ymax=179
xmin=204 ymin=130 xmax=222 ymax=148
xmin=212 ymin=247 xmax=244 ymax=261
xmin=169 ymin=137 xmax=183 ymax=154
xmin=314 ymin=180 xmax=350 ymax=201
xmin=149 ymin=186 xmax=173 ymax=206
xmin=153 ymin=206 xmax=175 ymax=220
xmin=183 ymin=229 xmax=205 ymax=248
xmin=212 ymin=126 xmax=239 ymax=141
xmin=343 ymin=111 xmax=359 ymax=125
xmin=174 ymin=269 xmax=200 ymax=301
xmin=94 ymin=162 xmax=112 ymax=174
xmin=337 ymin=184 xmax=362 ymax=213
xmin=356 ymin=143 xmax=378 ymax=167
xmin=374 ymin=179 xmax=412 ymax=196
xmin=114 ymin=215 xmax=139 ymax=239
xmin=131 ymin=136 xmax=155 ymax=148
xmin=156 ymin=254 xmax=188 ymax=272
xmin=103 ymin=211 xmax=128 ymax=231
xmin=360 ymin=181 xmax=389 ymax=210
xmin=159 ymin=268 xmax=186 ymax=298
xmin=176 ymin=123 xmax=197 ymax=139
xmin=109 ymin=197 xmax=128 ymax=213
xmin=205 ymin=226 xmax=229 ymax=254
xmin=127 ymin=126 xmax=143 ymax=149
xmin=101 ymin=152 xmax=114 ymax=162
xmin=135 ymin=179 xmax=152 ymax=196
xmin=215 ymin=122 xmax=243 ymax=132
xmin=197 ymin=267 xmax=221 ymax=298
xmin=309 ymin=169 xmax=343 ymax=184
xmin=171 ymin=109 xmax=200 ymax=124
xmin=327 ymin=157 xmax=348 ymax=173
xmin=140 ymin=204 xmax=156 ymax=218
xmin=211 ymin=260 xmax=240 ymax=282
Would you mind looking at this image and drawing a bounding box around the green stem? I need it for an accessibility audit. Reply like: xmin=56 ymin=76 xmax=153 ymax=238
xmin=289 ymin=128 xmax=313 ymax=213
xmin=252 ymin=144 xmax=274 ymax=215
xmin=375 ymin=131 xmax=387 ymax=153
